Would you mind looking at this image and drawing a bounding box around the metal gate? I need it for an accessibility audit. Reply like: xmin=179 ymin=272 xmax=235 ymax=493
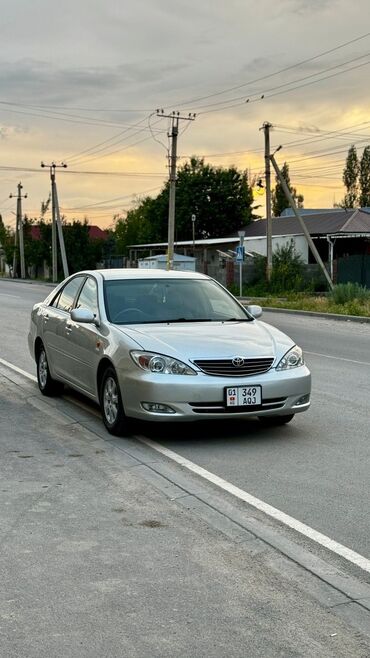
xmin=337 ymin=255 xmax=370 ymax=287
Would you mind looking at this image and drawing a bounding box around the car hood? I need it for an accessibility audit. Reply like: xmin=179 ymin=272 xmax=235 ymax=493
xmin=116 ymin=320 xmax=294 ymax=363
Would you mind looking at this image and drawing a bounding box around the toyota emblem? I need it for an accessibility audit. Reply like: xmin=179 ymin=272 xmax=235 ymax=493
xmin=232 ymin=357 xmax=245 ymax=367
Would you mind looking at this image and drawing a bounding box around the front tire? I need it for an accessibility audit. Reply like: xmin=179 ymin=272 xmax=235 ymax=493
xmin=100 ymin=367 xmax=131 ymax=436
xmin=258 ymin=414 xmax=294 ymax=427
xmin=37 ymin=343 xmax=63 ymax=396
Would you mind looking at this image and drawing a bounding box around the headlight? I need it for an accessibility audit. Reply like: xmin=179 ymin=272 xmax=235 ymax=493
xmin=276 ymin=345 xmax=304 ymax=371
xmin=131 ymin=351 xmax=197 ymax=375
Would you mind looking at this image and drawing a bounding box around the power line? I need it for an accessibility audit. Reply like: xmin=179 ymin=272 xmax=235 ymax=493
xmin=66 ymin=128 xmax=164 ymax=167
xmin=61 ymin=185 xmax=163 ymax=211
xmin=0 ymin=100 xmax=151 ymax=113
xmin=0 ymin=164 xmax=165 ymax=177
xmin=0 ymin=103 xmax=162 ymax=130
xmin=165 ymin=31 xmax=370 ymax=108
xmin=64 ymin=115 xmax=164 ymax=163
xmin=188 ymin=51 xmax=370 ymax=112
xmin=196 ymin=57 xmax=370 ymax=116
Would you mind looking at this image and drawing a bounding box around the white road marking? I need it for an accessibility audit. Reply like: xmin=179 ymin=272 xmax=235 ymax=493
xmin=306 ymin=351 xmax=370 ymax=366
xmin=138 ymin=436 xmax=370 ymax=574
xmin=1 ymin=355 xmax=370 ymax=574
xmin=0 ymin=357 xmax=36 ymax=381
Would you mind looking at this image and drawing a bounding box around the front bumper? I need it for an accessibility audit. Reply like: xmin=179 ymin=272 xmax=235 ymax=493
xmin=118 ymin=365 xmax=311 ymax=422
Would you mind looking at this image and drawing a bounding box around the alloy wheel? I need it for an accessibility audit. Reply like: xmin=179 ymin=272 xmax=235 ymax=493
xmin=38 ymin=349 xmax=48 ymax=390
xmin=103 ymin=376 xmax=119 ymax=425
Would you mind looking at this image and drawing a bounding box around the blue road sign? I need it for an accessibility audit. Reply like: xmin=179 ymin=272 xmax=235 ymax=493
xmin=236 ymin=245 xmax=245 ymax=262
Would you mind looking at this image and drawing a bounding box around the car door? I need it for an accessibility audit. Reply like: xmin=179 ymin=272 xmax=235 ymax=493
xmin=64 ymin=276 xmax=101 ymax=395
xmin=45 ymin=276 xmax=86 ymax=382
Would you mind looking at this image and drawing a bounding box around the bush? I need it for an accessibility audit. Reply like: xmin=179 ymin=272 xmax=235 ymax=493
xmin=269 ymin=242 xmax=305 ymax=293
xmin=330 ymin=282 xmax=370 ymax=305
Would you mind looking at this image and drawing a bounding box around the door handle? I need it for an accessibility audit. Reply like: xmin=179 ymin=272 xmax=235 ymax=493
xmin=65 ymin=322 xmax=73 ymax=334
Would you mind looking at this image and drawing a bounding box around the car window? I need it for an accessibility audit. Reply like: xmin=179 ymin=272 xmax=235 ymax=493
xmin=104 ymin=278 xmax=251 ymax=324
xmin=76 ymin=277 xmax=98 ymax=316
xmin=54 ymin=276 xmax=85 ymax=313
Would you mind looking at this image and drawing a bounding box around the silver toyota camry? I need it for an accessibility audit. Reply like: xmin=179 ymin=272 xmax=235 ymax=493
xmin=28 ymin=269 xmax=311 ymax=435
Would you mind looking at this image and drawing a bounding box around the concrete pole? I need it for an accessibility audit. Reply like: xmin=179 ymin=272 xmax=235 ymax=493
xmin=53 ymin=181 xmax=69 ymax=279
xmin=10 ymin=182 xmax=27 ymax=278
xmin=51 ymin=168 xmax=58 ymax=283
xmin=167 ymin=116 xmax=179 ymax=270
xmin=12 ymin=213 xmax=18 ymax=277
xmin=264 ymin=122 xmax=273 ymax=282
xmin=17 ymin=183 xmax=26 ymax=279
xmin=270 ymin=154 xmax=334 ymax=290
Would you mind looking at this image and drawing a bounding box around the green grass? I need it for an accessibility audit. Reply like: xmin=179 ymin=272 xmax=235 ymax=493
xmin=245 ymin=292 xmax=370 ymax=317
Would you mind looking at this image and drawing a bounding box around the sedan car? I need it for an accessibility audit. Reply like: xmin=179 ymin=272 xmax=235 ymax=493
xmin=28 ymin=269 xmax=311 ymax=435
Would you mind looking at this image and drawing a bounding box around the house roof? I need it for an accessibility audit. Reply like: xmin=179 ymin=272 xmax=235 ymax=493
xmin=140 ymin=253 xmax=196 ymax=262
xmin=233 ymin=209 xmax=370 ymax=238
xmin=29 ymin=225 xmax=108 ymax=240
xmin=88 ymin=226 xmax=109 ymax=240
xmin=127 ymin=208 xmax=370 ymax=251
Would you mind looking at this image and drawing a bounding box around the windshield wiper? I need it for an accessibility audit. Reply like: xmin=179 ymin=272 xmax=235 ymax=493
xmin=222 ymin=317 xmax=254 ymax=322
xmin=164 ymin=318 xmax=212 ymax=323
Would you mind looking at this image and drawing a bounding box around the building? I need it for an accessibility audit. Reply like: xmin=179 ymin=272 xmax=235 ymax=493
xmin=128 ymin=208 xmax=370 ymax=287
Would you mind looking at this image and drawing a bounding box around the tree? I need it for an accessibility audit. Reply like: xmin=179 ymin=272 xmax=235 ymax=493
xmin=0 ymin=215 xmax=15 ymax=267
xmin=62 ymin=220 xmax=105 ymax=274
xmin=114 ymin=158 xmax=255 ymax=253
xmin=114 ymin=196 xmax=156 ymax=255
xmin=272 ymin=162 xmax=304 ymax=217
xmin=173 ymin=157 xmax=254 ymax=239
xmin=342 ymin=145 xmax=359 ymax=208
xmin=20 ymin=217 xmax=105 ymax=278
xmin=23 ymin=217 xmax=50 ymax=277
xmin=359 ymin=145 xmax=370 ymax=207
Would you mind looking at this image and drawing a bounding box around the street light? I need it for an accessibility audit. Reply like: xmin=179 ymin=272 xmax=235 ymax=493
xmin=237 ymin=230 xmax=245 ymax=298
xmin=191 ymin=214 xmax=196 ymax=256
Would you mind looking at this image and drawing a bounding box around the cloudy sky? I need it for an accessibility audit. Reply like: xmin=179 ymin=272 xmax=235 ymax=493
xmin=1 ymin=0 xmax=370 ymax=230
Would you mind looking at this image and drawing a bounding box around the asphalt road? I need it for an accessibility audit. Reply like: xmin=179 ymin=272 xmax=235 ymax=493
xmin=1 ymin=278 xmax=369 ymax=561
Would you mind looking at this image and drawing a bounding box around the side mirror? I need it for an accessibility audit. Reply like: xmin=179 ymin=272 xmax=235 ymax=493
xmin=71 ymin=308 xmax=97 ymax=324
xmin=247 ymin=304 xmax=262 ymax=319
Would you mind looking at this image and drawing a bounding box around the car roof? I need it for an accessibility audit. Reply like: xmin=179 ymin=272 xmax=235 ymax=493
xmin=82 ymin=268 xmax=210 ymax=281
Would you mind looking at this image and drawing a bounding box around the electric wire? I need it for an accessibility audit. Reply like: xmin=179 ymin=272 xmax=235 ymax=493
xmin=185 ymin=51 xmax=370 ymax=112
xmin=68 ymin=119 xmax=165 ymax=167
xmin=165 ymin=31 xmax=370 ymax=107
xmin=196 ymin=58 xmax=370 ymax=116
xmin=64 ymin=114 xmax=162 ymax=163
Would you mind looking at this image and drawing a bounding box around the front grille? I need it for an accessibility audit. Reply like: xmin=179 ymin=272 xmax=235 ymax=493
xmin=189 ymin=397 xmax=286 ymax=414
xmin=192 ymin=357 xmax=274 ymax=377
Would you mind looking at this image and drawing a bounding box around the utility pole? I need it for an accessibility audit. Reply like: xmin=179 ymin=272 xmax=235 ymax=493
xmin=270 ymin=153 xmax=333 ymax=290
xmin=261 ymin=122 xmax=273 ymax=282
xmin=156 ymin=110 xmax=196 ymax=270
xmin=9 ymin=182 xmax=27 ymax=279
xmin=41 ymin=162 xmax=69 ymax=282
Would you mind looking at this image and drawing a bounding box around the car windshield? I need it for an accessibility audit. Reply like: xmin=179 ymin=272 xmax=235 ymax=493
xmin=104 ymin=278 xmax=253 ymax=325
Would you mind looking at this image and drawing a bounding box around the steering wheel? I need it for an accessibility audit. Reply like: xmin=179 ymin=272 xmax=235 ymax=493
xmin=113 ymin=307 xmax=147 ymax=322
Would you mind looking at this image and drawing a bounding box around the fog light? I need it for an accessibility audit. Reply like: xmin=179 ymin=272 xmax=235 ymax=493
xmin=142 ymin=402 xmax=176 ymax=414
xmin=294 ymin=394 xmax=310 ymax=406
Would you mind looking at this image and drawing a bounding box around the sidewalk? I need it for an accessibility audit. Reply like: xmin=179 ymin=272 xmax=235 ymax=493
xmin=1 ymin=370 xmax=370 ymax=657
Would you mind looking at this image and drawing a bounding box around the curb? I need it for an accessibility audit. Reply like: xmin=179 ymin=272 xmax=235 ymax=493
xmin=260 ymin=307 xmax=370 ymax=324
xmin=239 ymin=300 xmax=370 ymax=324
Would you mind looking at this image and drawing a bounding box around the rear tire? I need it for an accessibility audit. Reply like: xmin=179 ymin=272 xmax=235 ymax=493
xmin=258 ymin=414 xmax=294 ymax=426
xmin=37 ymin=343 xmax=63 ymax=396
xmin=100 ymin=367 xmax=131 ymax=436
